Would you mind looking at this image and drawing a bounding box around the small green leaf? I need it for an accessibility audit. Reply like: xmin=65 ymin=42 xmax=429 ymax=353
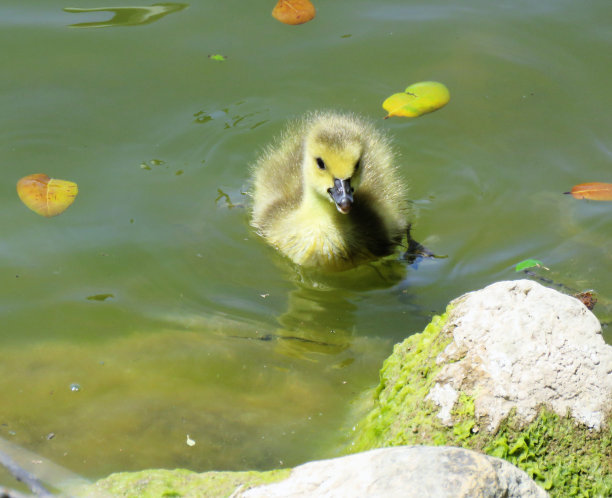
xmin=515 ymin=259 xmax=548 ymax=272
xmin=208 ymin=54 xmax=227 ymax=62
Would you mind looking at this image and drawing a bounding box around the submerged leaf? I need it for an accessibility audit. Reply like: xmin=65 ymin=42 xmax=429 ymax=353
xmin=87 ymin=294 xmax=114 ymax=301
xmin=17 ymin=174 xmax=78 ymax=217
xmin=564 ymin=182 xmax=612 ymax=201
xmin=383 ymin=81 xmax=450 ymax=118
xmin=272 ymin=0 xmax=316 ymax=25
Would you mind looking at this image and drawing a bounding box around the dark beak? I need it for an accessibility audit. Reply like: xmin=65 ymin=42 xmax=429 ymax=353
xmin=328 ymin=178 xmax=353 ymax=214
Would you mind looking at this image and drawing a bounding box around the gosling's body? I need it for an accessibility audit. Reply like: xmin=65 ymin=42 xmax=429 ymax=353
xmin=250 ymin=111 xmax=409 ymax=271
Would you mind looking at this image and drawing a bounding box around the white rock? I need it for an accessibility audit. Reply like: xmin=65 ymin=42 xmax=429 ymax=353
xmin=234 ymin=446 xmax=547 ymax=498
xmin=426 ymin=382 xmax=458 ymax=425
xmin=430 ymin=279 xmax=612 ymax=431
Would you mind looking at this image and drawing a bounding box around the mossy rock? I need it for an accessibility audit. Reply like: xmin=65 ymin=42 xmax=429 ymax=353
xmin=348 ymin=308 xmax=612 ymax=497
xmin=78 ymin=468 xmax=291 ymax=497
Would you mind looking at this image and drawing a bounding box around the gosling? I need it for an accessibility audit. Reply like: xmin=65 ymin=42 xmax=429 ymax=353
xmin=250 ymin=111 xmax=409 ymax=271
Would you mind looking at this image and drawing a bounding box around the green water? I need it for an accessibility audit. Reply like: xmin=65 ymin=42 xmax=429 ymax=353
xmin=1 ymin=0 xmax=611 ymax=486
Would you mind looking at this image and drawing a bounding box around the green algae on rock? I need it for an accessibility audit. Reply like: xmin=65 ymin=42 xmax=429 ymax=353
xmin=485 ymin=408 xmax=612 ymax=496
xmin=80 ymin=468 xmax=291 ymax=498
xmin=349 ymin=311 xmax=454 ymax=451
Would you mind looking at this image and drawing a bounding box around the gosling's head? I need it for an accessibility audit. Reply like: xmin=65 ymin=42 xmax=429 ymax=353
xmin=302 ymin=120 xmax=364 ymax=214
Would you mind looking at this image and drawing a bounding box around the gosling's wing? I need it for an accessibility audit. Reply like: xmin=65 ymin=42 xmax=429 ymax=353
xmin=251 ymin=120 xmax=304 ymax=230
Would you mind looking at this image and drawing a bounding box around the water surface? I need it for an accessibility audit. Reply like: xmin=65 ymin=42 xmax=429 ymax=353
xmin=1 ymin=0 xmax=611 ymax=486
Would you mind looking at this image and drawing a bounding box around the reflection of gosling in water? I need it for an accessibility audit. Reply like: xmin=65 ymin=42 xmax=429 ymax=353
xmin=250 ymin=111 xmax=410 ymax=271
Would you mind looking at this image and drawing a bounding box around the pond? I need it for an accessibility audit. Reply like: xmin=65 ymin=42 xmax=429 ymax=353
xmin=1 ymin=0 xmax=611 ymax=489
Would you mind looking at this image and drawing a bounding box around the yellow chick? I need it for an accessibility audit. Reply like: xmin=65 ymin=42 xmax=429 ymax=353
xmin=250 ymin=111 xmax=409 ymax=271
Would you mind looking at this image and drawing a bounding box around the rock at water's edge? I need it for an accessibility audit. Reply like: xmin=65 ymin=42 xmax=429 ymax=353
xmin=235 ymin=446 xmax=547 ymax=498
xmin=429 ymin=279 xmax=612 ymax=431
xmin=351 ymin=279 xmax=612 ymax=497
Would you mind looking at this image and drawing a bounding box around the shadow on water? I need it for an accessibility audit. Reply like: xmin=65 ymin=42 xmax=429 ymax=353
xmin=63 ymin=3 xmax=188 ymax=29
xmin=228 ymin=257 xmax=413 ymax=360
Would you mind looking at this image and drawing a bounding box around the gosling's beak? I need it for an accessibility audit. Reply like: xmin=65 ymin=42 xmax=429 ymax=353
xmin=328 ymin=178 xmax=353 ymax=214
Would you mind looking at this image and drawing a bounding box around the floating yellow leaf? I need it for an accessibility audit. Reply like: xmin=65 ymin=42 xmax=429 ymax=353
xmin=565 ymin=182 xmax=612 ymax=201
xmin=17 ymin=173 xmax=79 ymax=217
xmin=383 ymin=81 xmax=450 ymax=119
xmin=272 ymin=0 xmax=316 ymax=25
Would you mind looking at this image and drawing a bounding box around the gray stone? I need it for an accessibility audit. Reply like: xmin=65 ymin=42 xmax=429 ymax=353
xmin=427 ymin=279 xmax=612 ymax=431
xmin=234 ymin=446 xmax=547 ymax=498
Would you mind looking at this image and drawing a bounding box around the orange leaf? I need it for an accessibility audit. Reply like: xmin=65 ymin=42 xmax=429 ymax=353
xmin=272 ymin=0 xmax=315 ymax=25
xmin=565 ymin=182 xmax=612 ymax=201
xmin=17 ymin=173 xmax=79 ymax=217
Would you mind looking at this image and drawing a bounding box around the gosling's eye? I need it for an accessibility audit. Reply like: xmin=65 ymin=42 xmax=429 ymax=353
xmin=355 ymin=159 xmax=361 ymax=171
xmin=316 ymin=157 xmax=326 ymax=170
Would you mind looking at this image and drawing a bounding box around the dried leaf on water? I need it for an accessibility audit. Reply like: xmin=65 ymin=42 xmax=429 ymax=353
xmin=383 ymin=81 xmax=450 ymax=118
xmin=272 ymin=0 xmax=316 ymax=25
xmin=564 ymin=182 xmax=612 ymax=201
xmin=574 ymin=291 xmax=597 ymax=311
xmin=17 ymin=174 xmax=78 ymax=217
